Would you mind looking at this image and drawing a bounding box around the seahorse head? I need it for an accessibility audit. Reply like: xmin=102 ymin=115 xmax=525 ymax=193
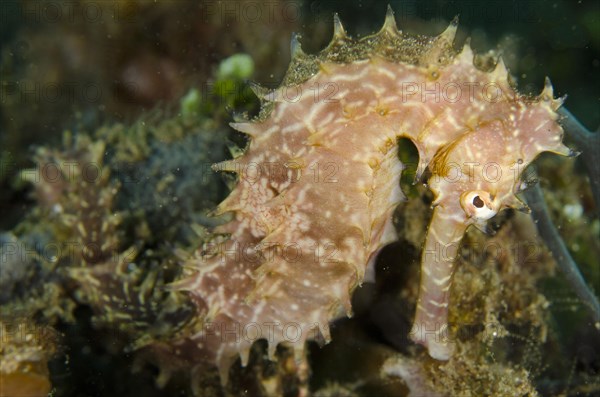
xmin=426 ymin=89 xmax=571 ymax=232
xmin=411 ymin=89 xmax=572 ymax=359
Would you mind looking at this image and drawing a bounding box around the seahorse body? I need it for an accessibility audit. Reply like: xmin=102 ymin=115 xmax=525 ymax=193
xmin=174 ymin=8 xmax=572 ymax=378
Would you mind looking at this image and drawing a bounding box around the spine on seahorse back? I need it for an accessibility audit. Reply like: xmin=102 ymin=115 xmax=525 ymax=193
xmin=410 ymin=206 xmax=467 ymax=360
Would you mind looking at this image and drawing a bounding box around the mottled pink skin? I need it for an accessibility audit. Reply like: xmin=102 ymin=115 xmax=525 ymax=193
xmin=174 ymin=21 xmax=570 ymax=378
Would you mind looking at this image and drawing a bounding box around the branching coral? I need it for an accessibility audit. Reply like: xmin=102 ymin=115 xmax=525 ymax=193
xmin=1 ymin=98 xmax=229 ymax=394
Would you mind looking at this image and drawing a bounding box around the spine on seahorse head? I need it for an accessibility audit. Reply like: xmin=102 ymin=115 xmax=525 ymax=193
xmin=172 ymin=6 xmax=574 ymax=379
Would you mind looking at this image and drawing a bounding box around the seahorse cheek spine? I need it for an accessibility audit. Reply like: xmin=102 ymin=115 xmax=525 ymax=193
xmin=173 ymin=8 xmax=572 ymax=379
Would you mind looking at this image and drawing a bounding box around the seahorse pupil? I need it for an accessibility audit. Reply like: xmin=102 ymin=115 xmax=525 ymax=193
xmin=473 ymin=196 xmax=484 ymax=208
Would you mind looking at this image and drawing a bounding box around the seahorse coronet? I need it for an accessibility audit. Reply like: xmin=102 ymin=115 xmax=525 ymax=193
xmin=175 ymin=7 xmax=572 ymax=382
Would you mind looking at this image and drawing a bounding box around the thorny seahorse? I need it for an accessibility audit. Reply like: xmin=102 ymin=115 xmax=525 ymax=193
xmin=173 ymin=6 xmax=574 ymax=380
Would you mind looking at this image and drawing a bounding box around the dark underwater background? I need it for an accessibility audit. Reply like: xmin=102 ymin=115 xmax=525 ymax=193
xmin=1 ymin=1 xmax=598 ymax=396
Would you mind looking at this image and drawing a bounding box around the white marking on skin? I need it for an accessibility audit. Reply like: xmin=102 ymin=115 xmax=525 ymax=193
xmin=429 ymin=299 xmax=448 ymax=308
xmin=336 ymin=90 xmax=350 ymax=99
xmin=535 ymin=121 xmax=550 ymax=131
xmin=417 ymin=304 xmax=437 ymax=318
xmin=331 ymin=66 xmax=371 ymax=82
xmin=282 ymin=122 xmax=305 ymax=134
xmin=317 ymin=112 xmax=335 ymax=128
xmin=364 ymin=83 xmax=384 ymax=96
xmin=433 ymin=274 xmax=452 ymax=286
xmin=376 ymin=66 xmax=396 ymax=80
xmin=346 ymin=99 xmax=365 ymax=108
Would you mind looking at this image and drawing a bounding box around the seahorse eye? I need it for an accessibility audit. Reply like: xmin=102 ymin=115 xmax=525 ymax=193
xmin=472 ymin=196 xmax=484 ymax=208
xmin=461 ymin=190 xmax=499 ymax=221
